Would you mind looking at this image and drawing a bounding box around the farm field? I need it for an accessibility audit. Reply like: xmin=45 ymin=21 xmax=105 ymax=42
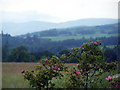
xmin=41 ymin=34 xmax=117 ymax=41
xmin=2 ymin=62 xmax=77 ymax=88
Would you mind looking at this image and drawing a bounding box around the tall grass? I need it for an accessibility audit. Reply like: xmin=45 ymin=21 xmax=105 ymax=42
xmin=2 ymin=74 xmax=29 ymax=88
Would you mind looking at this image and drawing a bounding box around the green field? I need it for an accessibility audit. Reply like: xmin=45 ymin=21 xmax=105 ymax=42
xmin=41 ymin=34 xmax=117 ymax=41
xmin=2 ymin=63 xmax=77 ymax=88
xmin=2 ymin=74 xmax=29 ymax=88
xmin=2 ymin=63 xmax=36 ymax=88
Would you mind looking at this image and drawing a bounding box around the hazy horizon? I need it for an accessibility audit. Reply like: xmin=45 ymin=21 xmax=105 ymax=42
xmin=0 ymin=0 xmax=118 ymax=23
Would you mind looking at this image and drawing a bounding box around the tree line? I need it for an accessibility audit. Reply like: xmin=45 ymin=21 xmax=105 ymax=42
xmin=2 ymin=34 xmax=118 ymax=53
xmin=2 ymin=34 xmax=119 ymax=62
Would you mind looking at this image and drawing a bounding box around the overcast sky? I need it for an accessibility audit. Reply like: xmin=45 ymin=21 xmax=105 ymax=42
xmin=0 ymin=0 xmax=119 ymax=23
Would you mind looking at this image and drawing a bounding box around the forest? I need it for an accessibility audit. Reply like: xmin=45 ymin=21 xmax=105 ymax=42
xmin=2 ymin=33 xmax=119 ymax=62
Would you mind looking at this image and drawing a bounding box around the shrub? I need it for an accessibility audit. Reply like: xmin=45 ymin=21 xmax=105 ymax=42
xmin=21 ymin=40 xmax=118 ymax=88
xmin=65 ymin=40 xmax=117 ymax=88
xmin=21 ymin=56 xmax=67 ymax=89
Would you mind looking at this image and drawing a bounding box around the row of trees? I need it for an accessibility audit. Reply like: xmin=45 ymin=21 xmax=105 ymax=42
xmin=2 ymin=33 xmax=119 ymax=62
xmin=2 ymin=33 xmax=119 ymax=53
xmin=2 ymin=45 xmax=54 ymax=62
xmin=2 ymin=44 xmax=119 ymax=62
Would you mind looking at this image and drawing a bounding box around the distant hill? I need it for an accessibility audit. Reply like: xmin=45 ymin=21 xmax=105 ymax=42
xmin=2 ymin=21 xmax=56 ymax=36
xmin=2 ymin=18 xmax=118 ymax=36
xmin=18 ymin=23 xmax=118 ymax=38
xmin=57 ymin=18 xmax=118 ymax=28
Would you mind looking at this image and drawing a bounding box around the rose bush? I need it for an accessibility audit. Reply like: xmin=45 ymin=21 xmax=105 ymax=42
xmin=64 ymin=40 xmax=117 ymax=88
xmin=21 ymin=40 xmax=118 ymax=88
xmin=21 ymin=56 xmax=67 ymax=89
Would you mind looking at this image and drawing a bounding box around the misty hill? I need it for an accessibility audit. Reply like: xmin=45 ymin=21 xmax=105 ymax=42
xmin=57 ymin=18 xmax=118 ymax=28
xmin=2 ymin=21 xmax=56 ymax=36
xmin=2 ymin=18 xmax=117 ymax=36
xmin=18 ymin=23 xmax=118 ymax=38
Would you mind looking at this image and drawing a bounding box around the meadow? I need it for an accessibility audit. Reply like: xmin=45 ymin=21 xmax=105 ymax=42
xmin=41 ymin=34 xmax=117 ymax=41
xmin=2 ymin=62 xmax=77 ymax=88
xmin=2 ymin=63 xmax=36 ymax=88
xmin=2 ymin=62 xmax=118 ymax=88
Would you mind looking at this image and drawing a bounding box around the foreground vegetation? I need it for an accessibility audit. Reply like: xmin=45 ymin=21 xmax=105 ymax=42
xmin=2 ymin=63 xmax=119 ymax=88
xmin=2 ymin=41 xmax=120 ymax=88
xmin=20 ymin=41 xmax=119 ymax=88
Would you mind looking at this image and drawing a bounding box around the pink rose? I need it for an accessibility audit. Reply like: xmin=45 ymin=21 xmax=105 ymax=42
xmin=105 ymin=78 xmax=109 ymax=80
xmin=20 ymin=69 xmax=24 ymax=73
xmin=93 ymin=42 xmax=99 ymax=45
xmin=45 ymin=60 xmax=50 ymax=64
xmin=108 ymin=76 xmax=112 ymax=79
xmin=53 ymin=64 xmax=58 ymax=70
xmin=75 ymin=70 xmax=81 ymax=74
xmin=105 ymin=76 xmax=112 ymax=80
xmin=53 ymin=66 xmax=58 ymax=70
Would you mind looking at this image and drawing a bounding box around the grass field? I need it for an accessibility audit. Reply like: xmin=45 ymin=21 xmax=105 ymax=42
xmin=2 ymin=62 xmax=37 ymax=88
xmin=2 ymin=62 xmax=118 ymax=88
xmin=2 ymin=62 xmax=77 ymax=88
xmin=41 ymin=34 xmax=117 ymax=41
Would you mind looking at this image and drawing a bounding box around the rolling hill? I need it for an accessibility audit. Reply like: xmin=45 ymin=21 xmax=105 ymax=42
xmin=18 ymin=23 xmax=118 ymax=41
xmin=2 ymin=18 xmax=118 ymax=36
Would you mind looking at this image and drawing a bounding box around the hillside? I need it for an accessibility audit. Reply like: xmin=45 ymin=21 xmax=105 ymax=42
xmin=18 ymin=23 xmax=118 ymax=41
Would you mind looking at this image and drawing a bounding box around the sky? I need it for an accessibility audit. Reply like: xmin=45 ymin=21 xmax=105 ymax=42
xmin=0 ymin=0 xmax=119 ymax=23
